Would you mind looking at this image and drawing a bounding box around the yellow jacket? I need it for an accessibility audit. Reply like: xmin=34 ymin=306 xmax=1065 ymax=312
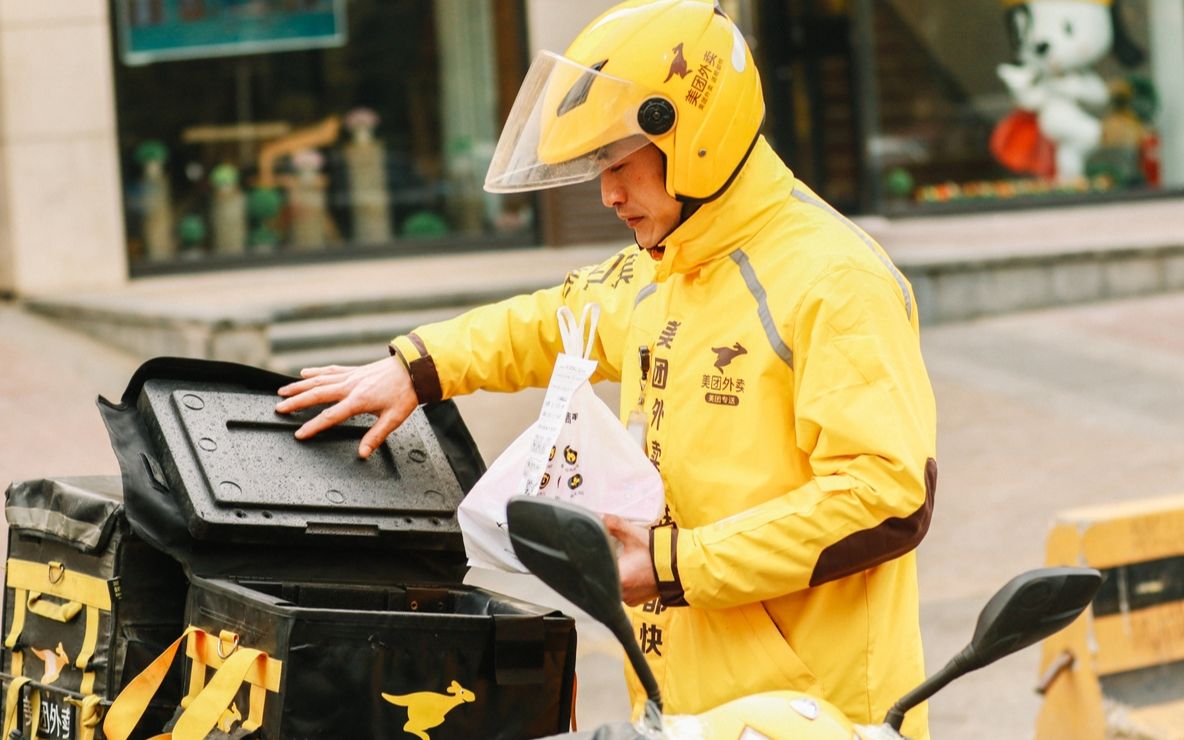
xmin=391 ymin=138 xmax=936 ymax=738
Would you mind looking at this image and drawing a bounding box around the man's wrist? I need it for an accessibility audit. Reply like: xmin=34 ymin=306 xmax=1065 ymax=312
xmin=389 ymin=333 xmax=443 ymax=404
xmin=650 ymin=525 xmax=688 ymax=607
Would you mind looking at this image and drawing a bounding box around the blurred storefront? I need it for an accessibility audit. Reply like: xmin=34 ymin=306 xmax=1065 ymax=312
xmin=0 ymin=0 xmax=1181 ymax=295
xmin=113 ymin=0 xmax=545 ymax=274
xmin=752 ymin=0 xmax=1182 ymax=214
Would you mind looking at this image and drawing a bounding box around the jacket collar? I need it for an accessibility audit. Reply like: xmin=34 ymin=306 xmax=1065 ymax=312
xmin=652 ymin=136 xmax=794 ymax=282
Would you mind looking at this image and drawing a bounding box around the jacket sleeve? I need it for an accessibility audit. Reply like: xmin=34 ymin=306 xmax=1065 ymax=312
xmin=388 ymin=246 xmax=650 ymax=403
xmin=654 ymin=266 xmax=937 ymax=609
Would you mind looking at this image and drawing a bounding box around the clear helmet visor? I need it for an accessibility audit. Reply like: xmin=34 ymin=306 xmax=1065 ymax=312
xmin=484 ymin=51 xmax=658 ymax=193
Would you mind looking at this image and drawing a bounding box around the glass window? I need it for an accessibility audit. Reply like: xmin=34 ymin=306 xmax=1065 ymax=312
xmin=111 ymin=0 xmax=533 ymax=272
xmin=863 ymin=0 xmax=1182 ymax=212
xmin=754 ymin=0 xmax=866 ymax=214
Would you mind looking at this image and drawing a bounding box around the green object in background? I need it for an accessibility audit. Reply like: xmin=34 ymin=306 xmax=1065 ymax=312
xmin=1126 ymin=75 xmax=1159 ymax=125
xmin=885 ymin=167 xmax=915 ymax=199
xmin=210 ymin=163 xmax=240 ymax=189
xmin=402 ymin=211 xmax=449 ymax=238
xmin=250 ymin=226 xmax=281 ymax=250
xmin=178 ymin=214 xmax=206 ymax=246
xmin=446 ymin=135 xmax=474 ymax=158
xmin=134 ymin=140 xmax=168 ymax=165
xmin=247 ymin=187 xmax=283 ymax=220
xmin=247 ymin=187 xmax=284 ymax=250
xmin=1087 ymin=148 xmax=1143 ymax=189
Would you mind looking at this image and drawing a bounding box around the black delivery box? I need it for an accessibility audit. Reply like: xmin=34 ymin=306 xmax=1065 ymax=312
xmin=97 ymin=358 xmax=577 ymax=740
xmin=1 ymin=477 xmax=187 ymax=740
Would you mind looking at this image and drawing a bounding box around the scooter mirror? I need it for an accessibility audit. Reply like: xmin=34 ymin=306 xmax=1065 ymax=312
xmin=507 ymin=496 xmax=664 ymax=712
xmin=884 ymin=566 xmax=1101 ymax=731
xmin=966 ymin=565 xmax=1101 ymax=669
xmin=507 ymin=496 xmax=623 ymax=627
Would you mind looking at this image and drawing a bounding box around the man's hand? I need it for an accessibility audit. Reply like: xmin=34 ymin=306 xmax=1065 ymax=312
xmin=603 ymin=515 xmax=658 ymax=606
xmin=275 ymin=357 xmax=418 ymax=459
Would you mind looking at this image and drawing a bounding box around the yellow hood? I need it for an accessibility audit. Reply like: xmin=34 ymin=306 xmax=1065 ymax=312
xmin=654 ymin=136 xmax=793 ymax=282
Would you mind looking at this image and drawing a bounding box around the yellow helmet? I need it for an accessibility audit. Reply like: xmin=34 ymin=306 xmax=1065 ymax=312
xmin=484 ymin=0 xmax=765 ymax=202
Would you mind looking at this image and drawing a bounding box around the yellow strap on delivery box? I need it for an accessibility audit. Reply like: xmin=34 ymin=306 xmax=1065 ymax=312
xmin=6 ymin=560 xmax=112 ymax=611
xmin=75 ymin=693 xmax=103 ymax=740
xmin=3 ymin=675 xmax=41 ymax=739
xmin=3 ymin=676 xmax=31 ymax=738
xmin=171 ymin=645 xmax=273 ymax=738
xmin=105 ymin=625 xmax=283 ymax=740
xmin=103 ymin=626 xmax=199 ymax=740
xmin=4 ymin=588 xmax=27 ymax=650
xmin=26 ymin=591 xmax=84 ymax=623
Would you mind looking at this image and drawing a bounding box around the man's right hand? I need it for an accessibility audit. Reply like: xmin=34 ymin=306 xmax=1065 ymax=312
xmin=275 ymin=356 xmax=419 ymax=459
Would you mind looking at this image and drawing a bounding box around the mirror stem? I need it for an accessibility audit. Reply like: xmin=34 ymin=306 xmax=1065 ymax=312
xmin=610 ymin=614 xmax=663 ymax=712
xmin=885 ymin=646 xmax=975 ymax=731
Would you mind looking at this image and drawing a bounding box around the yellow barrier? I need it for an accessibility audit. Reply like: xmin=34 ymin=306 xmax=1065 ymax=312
xmin=1037 ymin=493 xmax=1184 ymax=740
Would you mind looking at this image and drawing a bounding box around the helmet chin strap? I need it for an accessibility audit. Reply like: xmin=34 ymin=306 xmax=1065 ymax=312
xmin=642 ymin=200 xmax=701 ymax=259
xmin=642 ymin=152 xmax=702 ymax=258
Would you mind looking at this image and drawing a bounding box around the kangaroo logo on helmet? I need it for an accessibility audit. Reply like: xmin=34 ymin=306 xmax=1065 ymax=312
xmin=663 ymin=42 xmax=689 ymax=83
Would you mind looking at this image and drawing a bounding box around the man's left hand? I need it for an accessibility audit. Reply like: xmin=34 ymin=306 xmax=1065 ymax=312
xmin=603 ymin=515 xmax=659 ymax=606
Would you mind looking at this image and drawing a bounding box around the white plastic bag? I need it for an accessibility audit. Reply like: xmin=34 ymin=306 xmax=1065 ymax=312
xmin=458 ymin=304 xmax=666 ymax=572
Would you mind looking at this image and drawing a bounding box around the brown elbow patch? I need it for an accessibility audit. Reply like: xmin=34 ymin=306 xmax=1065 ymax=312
xmin=809 ymin=457 xmax=936 ymax=587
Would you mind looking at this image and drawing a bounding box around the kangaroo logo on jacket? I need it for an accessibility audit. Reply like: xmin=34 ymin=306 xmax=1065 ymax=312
xmin=703 ymin=341 xmax=747 ymax=406
xmin=711 ymin=341 xmax=747 ymax=372
xmin=382 ymin=680 xmax=476 ymax=740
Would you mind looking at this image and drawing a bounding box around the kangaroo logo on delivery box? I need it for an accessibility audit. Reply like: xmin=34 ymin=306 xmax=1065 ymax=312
xmin=382 ymin=680 xmax=476 ymax=740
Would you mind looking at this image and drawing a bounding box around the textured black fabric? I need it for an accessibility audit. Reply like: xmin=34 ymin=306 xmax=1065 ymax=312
xmin=5 ymin=476 xmax=126 ymax=553
xmin=2 ymin=476 xmax=187 ymax=738
xmin=185 ymin=575 xmax=576 ymax=739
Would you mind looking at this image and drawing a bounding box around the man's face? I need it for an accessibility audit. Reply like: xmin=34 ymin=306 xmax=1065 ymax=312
xmin=600 ymin=144 xmax=682 ymax=250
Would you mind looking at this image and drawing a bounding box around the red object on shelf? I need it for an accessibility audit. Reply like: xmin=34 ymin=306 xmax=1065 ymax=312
xmin=1141 ymin=132 xmax=1161 ymax=187
xmin=991 ymin=110 xmax=1056 ymax=179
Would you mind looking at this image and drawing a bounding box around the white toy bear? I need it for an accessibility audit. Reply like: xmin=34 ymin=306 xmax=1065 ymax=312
xmin=996 ymin=0 xmax=1143 ymax=181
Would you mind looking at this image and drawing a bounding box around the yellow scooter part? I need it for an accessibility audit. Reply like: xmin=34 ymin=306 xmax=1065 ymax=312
xmin=665 ymin=690 xmax=856 ymax=740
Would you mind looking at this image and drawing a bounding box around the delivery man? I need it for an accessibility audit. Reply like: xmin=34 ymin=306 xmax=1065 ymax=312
xmin=276 ymin=1 xmax=937 ymax=736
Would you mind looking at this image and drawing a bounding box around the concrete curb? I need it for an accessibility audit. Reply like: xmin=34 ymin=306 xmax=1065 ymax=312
xmin=23 ymin=240 xmax=1184 ymax=366
xmin=906 ymin=242 xmax=1184 ymax=325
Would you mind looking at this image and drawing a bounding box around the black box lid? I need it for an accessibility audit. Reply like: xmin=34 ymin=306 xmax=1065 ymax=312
xmin=98 ymin=358 xmax=484 ymax=582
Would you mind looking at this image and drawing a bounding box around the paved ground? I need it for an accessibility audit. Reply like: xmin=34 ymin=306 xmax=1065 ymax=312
xmin=4 ymin=289 xmax=1184 ymax=737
